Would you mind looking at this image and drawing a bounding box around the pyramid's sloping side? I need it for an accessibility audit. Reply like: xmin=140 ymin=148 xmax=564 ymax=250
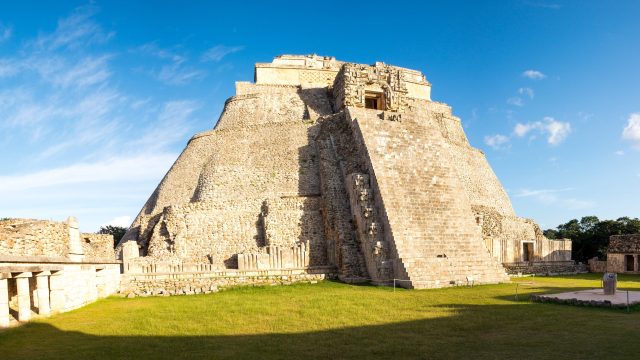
xmin=346 ymin=107 xmax=509 ymax=288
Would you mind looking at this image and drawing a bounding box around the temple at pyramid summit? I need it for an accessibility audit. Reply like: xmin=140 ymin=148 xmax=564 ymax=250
xmin=117 ymin=54 xmax=583 ymax=289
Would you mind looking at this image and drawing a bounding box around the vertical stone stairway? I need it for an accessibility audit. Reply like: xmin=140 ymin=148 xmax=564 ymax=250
xmin=347 ymin=107 xmax=509 ymax=289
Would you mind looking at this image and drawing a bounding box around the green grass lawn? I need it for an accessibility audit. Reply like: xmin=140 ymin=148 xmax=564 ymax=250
xmin=1 ymin=274 xmax=639 ymax=359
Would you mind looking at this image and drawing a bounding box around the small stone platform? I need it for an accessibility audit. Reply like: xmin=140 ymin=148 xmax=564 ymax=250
xmin=531 ymin=289 xmax=640 ymax=308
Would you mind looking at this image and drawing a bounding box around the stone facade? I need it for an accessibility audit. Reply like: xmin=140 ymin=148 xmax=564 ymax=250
xmin=504 ymin=261 xmax=587 ymax=275
xmin=118 ymin=54 xmax=577 ymax=289
xmin=1 ymin=218 xmax=72 ymax=259
xmin=0 ymin=217 xmax=115 ymax=262
xmin=0 ymin=218 xmax=120 ymax=327
xmin=598 ymin=234 xmax=640 ymax=273
xmin=121 ymin=268 xmax=332 ymax=297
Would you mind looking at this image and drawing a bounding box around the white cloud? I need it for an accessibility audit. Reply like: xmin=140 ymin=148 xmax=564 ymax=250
xmin=622 ymin=113 xmax=640 ymax=147
xmin=0 ymin=5 xmax=207 ymax=231
xmin=0 ymin=153 xmax=177 ymax=191
xmin=0 ymin=23 xmax=12 ymax=43
xmin=507 ymin=97 xmax=524 ymax=107
xmin=105 ymin=215 xmax=132 ymax=228
xmin=136 ymin=43 xmax=206 ymax=85
xmin=156 ymin=64 xmax=205 ymax=85
xmin=32 ymin=5 xmax=114 ymax=51
xmin=514 ymin=122 xmax=534 ymax=137
xmin=0 ymin=58 xmax=19 ymax=77
xmin=514 ymin=188 xmax=595 ymax=210
xmin=518 ymin=87 xmax=535 ymax=99
xmin=136 ymin=43 xmax=186 ymax=64
xmin=134 ymin=100 xmax=199 ymax=150
xmin=522 ymin=70 xmax=546 ymax=80
xmin=49 ymin=55 xmax=113 ymax=88
xmin=545 ymin=118 xmax=571 ymax=145
xmin=484 ymin=134 xmax=510 ymax=150
xmin=513 ymin=117 xmax=571 ymax=145
xmin=201 ymin=45 xmax=244 ymax=62
xmin=614 ymin=150 xmax=625 ymax=156
xmin=514 ymin=188 xmax=573 ymax=198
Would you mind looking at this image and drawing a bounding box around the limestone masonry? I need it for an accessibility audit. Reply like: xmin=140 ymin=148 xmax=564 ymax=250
xmin=117 ymin=54 xmax=577 ymax=288
xmin=0 ymin=217 xmax=120 ymax=327
xmin=589 ymin=234 xmax=640 ymax=273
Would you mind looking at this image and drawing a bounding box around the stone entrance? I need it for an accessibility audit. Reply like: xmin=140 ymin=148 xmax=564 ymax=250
xmin=364 ymin=91 xmax=383 ymax=110
xmin=522 ymin=242 xmax=534 ymax=262
xmin=625 ymin=255 xmax=635 ymax=272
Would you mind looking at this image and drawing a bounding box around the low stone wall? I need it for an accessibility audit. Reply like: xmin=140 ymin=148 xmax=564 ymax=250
xmin=0 ymin=218 xmax=70 ymax=258
xmin=1 ymin=258 xmax=121 ymax=327
xmin=120 ymin=266 xmax=336 ymax=297
xmin=530 ymin=293 xmax=635 ymax=309
xmin=588 ymin=258 xmax=607 ymax=273
xmin=503 ymin=261 xmax=588 ymax=275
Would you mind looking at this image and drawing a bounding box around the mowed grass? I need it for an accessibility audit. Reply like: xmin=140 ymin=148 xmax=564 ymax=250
xmin=1 ymin=274 xmax=639 ymax=359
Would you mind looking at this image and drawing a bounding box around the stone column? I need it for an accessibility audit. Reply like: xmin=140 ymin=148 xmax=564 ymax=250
xmin=49 ymin=271 xmax=66 ymax=313
xmin=67 ymin=216 xmax=85 ymax=262
xmin=36 ymin=271 xmax=51 ymax=316
xmin=0 ymin=275 xmax=10 ymax=327
xmin=122 ymin=241 xmax=140 ymax=262
xmin=15 ymin=272 xmax=32 ymax=322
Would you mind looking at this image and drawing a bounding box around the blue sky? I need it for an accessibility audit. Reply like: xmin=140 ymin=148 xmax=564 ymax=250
xmin=0 ymin=1 xmax=638 ymax=231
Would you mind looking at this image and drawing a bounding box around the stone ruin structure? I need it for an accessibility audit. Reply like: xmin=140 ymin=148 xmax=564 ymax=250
xmin=0 ymin=217 xmax=120 ymax=327
xmin=606 ymin=235 xmax=640 ymax=273
xmin=117 ymin=54 xmax=579 ymax=290
xmin=589 ymin=234 xmax=640 ymax=273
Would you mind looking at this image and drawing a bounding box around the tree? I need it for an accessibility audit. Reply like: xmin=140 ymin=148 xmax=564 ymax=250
xmin=98 ymin=225 xmax=128 ymax=248
xmin=545 ymin=216 xmax=640 ymax=262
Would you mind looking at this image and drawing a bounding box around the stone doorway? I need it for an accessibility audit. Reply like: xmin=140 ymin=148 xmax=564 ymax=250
xmin=522 ymin=242 xmax=534 ymax=262
xmin=625 ymin=255 xmax=635 ymax=272
xmin=364 ymin=91 xmax=384 ymax=110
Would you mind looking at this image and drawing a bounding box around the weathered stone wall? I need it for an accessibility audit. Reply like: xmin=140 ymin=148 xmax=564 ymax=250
xmin=606 ymin=254 xmax=626 ymax=273
xmin=588 ymin=257 xmax=607 ymax=272
xmin=121 ymin=272 xmax=330 ymax=297
xmin=120 ymin=88 xmax=332 ymax=258
xmin=503 ymin=261 xmax=587 ymax=275
xmin=254 ymin=54 xmax=343 ymax=87
xmin=215 ymin=88 xmax=332 ymax=130
xmin=263 ymin=197 xmax=326 ymax=266
xmin=123 ymin=85 xmax=333 ymax=271
xmin=608 ymin=234 xmax=640 ymax=253
xmin=315 ymin=114 xmax=369 ymax=281
xmin=471 ymin=204 xmax=572 ymax=264
xmin=606 ymin=253 xmax=639 ymax=273
xmin=602 ymin=235 xmax=640 ymax=273
xmin=80 ymin=233 xmax=115 ymax=262
xmin=0 ymin=219 xmax=70 ymax=258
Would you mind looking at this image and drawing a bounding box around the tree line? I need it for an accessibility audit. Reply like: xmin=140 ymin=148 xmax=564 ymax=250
xmin=543 ymin=216 xmax=640 ymax=262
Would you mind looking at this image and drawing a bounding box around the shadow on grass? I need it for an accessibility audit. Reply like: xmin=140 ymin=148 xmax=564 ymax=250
xmin=1 ymin=302 xmax=639 ymax=360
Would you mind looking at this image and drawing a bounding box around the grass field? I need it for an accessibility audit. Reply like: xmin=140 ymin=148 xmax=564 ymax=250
xmin=1 ymin=274 xmax=639 ymax=359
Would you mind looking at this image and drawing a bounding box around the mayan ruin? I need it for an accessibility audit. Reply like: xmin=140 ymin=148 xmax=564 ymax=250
xmin=3 ymin=4 xmax=640 ymax=358
xmin=115 ymin=55 xmax=578 ymax=290
xmin=0 ymin=54 xmax=594 ymax=329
